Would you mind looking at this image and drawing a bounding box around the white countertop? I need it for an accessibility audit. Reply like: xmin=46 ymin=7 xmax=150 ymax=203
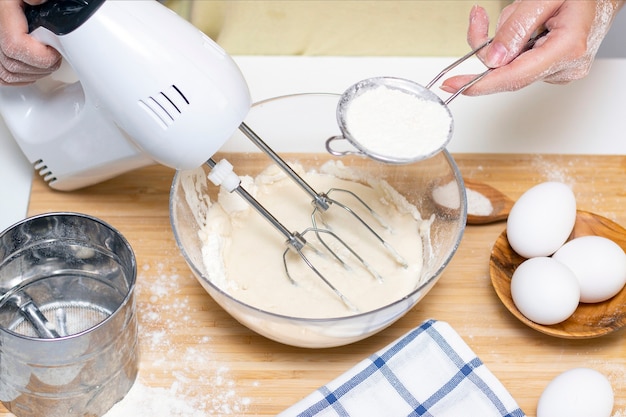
xmin=2 ymin=56 xmax=625 ymax=231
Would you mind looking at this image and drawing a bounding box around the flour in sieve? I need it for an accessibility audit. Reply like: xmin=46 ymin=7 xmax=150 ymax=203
xmin=345 ymin=85 xmax=452 ymax=160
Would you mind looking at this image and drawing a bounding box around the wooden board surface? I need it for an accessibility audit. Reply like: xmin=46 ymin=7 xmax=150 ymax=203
xmin=4 ymin=153 xmax=626 ymax=416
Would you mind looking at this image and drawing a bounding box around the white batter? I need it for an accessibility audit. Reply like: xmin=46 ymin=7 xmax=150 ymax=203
xmin=199 ymin=160 xmax=430 ymax=318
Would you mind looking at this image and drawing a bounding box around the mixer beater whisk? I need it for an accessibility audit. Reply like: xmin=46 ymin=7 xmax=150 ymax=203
xmin=206 ymin=123 xmax=409 ymax=310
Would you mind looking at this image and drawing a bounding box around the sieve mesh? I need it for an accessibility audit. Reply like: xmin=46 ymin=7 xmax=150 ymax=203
xmin=10 ymin=301 xmax=112 ymax=338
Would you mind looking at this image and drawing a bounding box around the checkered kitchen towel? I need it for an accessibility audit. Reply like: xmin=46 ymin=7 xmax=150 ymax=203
xmin=280 ymin=319 xmax=525 ymax=417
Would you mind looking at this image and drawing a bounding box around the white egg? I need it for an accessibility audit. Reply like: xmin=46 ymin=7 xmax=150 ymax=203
xmin=510 ymin=257 xmax=580 ymax=325
xmin=553 ymin=235 xmax=626 ymax=303
xmin=507 ymin=182 xmax=576 ymax=258
xmin=537 ymin=368 xmax=614 ymax=417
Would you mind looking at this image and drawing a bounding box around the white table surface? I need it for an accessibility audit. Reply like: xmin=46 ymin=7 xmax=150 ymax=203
xmin=1 ymin=56 xmax=625 ymax=231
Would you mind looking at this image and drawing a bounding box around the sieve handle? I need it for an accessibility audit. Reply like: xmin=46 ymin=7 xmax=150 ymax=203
xmin=325 ymin=135 xmax=364 ymax=158
xmin=427 ymin=29 xmax=550 ymax=104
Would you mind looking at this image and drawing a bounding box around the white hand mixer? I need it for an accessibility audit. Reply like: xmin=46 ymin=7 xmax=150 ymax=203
xmin=0 ymin=0 xmax=249 ymax=191
xmin=0 ymin=0 xmax=406 ymax=310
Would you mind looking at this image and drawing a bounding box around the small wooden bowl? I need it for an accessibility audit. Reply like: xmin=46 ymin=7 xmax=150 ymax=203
xmin=464 ymin=179 xmax=514 ymax=225
xmin=490 ymin=210 xmax=626 ymax=339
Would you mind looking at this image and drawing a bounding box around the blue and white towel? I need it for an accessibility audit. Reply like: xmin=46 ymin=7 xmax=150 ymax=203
xmin=280 ymin=319 xmax=525 ymax=417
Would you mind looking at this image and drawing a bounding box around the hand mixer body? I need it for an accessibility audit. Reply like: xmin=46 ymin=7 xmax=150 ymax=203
xmin=0 ymin=0 xmax=250 ymax=190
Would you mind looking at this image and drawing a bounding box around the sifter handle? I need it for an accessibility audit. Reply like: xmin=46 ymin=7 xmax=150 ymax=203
xmin=428 ymin=29 xmax=550 ymax=104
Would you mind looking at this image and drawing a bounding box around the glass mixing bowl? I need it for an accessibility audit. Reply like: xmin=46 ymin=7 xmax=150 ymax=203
xmin=170 ymin=93 xmax=466 ymax=348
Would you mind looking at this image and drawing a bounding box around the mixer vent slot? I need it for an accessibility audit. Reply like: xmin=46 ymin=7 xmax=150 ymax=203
xmin=34 ymin=159 xmax=57 ymax=184
xmin=139 ymin=84 xmax=190 ymax=129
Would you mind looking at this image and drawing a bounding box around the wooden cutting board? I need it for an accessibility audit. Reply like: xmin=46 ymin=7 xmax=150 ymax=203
xmin=3 ymin=153 xmax=626 ymax=417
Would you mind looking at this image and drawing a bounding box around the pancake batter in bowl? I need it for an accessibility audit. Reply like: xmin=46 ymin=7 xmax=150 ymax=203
xmin=199 ymin=160 xmax=431 ymax=318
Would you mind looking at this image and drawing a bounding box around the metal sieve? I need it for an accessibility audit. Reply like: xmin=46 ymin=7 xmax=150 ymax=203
xmin=0 ymin=212 xmax=138 ymax=417
xmin=327 ymin=30 xmax=549 ymax=164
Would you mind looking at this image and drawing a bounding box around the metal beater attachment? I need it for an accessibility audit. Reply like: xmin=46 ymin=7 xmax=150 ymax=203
xmin=206 ymin=158 xmax=360 ymax=311
xmin=238 ymin=123 xmax=408 ymax=274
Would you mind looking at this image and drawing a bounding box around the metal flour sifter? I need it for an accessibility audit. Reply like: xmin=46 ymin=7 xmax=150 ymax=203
xmin=0 ymin=213 xmax=138 ymax=417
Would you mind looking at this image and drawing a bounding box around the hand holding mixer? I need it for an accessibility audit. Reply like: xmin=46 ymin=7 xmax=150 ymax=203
xmin=0 ymin=0 xmax=408 ymax=311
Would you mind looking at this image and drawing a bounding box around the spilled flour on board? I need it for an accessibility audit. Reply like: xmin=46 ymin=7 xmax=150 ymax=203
xmin=105 ymin=262 xmax=252 ymax=416
xmin=591 ymin=360 xmax=626 ymax=417
xmin=529 ymin=155 xmax=575 ymax=186
xmin=529 ymin=155 xmax=619 ymax=221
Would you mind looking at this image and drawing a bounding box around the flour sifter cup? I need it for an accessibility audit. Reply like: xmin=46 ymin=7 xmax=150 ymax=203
xmin=0 ymin=213 xmax=138 ymax=417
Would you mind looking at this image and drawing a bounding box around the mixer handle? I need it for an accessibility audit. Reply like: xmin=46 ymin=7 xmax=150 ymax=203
xmin=25 ymin=0 xmax=105 ymax=35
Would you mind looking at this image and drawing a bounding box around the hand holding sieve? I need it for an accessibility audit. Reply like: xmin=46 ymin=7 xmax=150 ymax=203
xmin=327 ymin=30 xmax=549 ymax=164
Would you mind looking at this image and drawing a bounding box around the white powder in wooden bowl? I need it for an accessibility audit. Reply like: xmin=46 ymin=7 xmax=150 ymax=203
xmin=433 ymin=180 xmax=493 ymax=216
xmin=467 ymin=188 xmax=493 ymax=216
xmin=345 ymin=85 xmax=452 ymax=161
